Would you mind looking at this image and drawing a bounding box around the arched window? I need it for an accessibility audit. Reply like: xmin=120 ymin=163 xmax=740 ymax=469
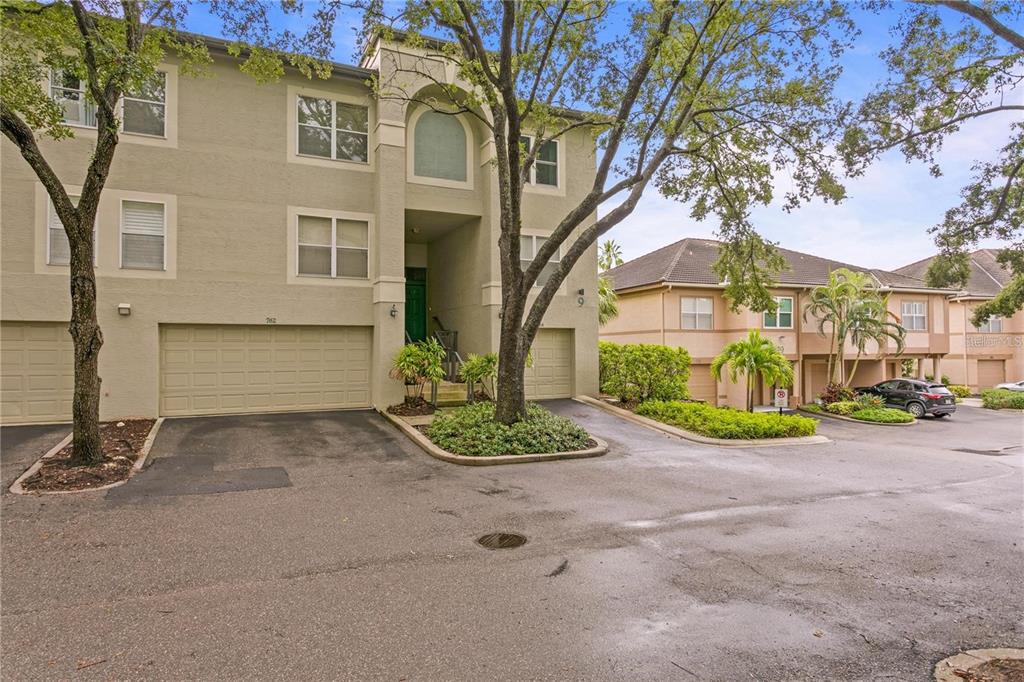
xmin=413 ymin=111 xmax=468 ymax=182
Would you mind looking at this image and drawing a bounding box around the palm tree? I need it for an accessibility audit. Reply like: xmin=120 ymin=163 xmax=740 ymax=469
xmin=598 ymin=275 xmax=618 ymax=325
xmin=711 ymin=330 xmax=794 ymax=412
xmin=847 ymin=297 xmax=906 ymax=384
xmin=598 ymin=239 xmax=624 ymax=272
xmin=803 ymin=268 xmax=880 ymax=385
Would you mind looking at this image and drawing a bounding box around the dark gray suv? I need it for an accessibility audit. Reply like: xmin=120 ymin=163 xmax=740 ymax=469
xmin=855 ymin=379 xmax=957 ymax=418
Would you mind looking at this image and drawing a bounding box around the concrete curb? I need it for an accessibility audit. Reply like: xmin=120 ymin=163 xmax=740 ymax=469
xmin=9 ymin=418 xmax=164 ymax=496
xmin=378 ymin=409 xmax=609 ymax=466
xmin=575 ymin=395 xmax=831 ymax=448
xmin=797 ymin=408 xmax=917 ymax=426
xmin=934 ymin=647 xmax=1024 ymax=681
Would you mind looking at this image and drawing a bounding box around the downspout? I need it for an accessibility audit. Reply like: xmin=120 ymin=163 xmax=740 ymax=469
xmin=661 ymin=286 xmax=667 ymax=345
xmin=963 ymin=300 xmax=969 ymax=389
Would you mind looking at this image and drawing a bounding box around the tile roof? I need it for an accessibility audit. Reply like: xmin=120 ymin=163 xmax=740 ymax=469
xmin=895 ymin=249 xmax=1010 ymax=298
xmin=603 ymin=238 xmax=942 ymax=293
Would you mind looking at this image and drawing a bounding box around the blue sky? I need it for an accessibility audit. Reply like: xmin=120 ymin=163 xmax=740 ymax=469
xmin=183 ymin=3 xmax=1021 ymax=272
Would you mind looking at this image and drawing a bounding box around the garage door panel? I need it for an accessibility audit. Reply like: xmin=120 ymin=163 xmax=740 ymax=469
xmin=1 ymin=322 xmax=74 ymax=424
xmin=977 ymin=359 xmax=1005 ymax=390
xmin=159 ymin=324 xmax=371 ymax=416
xmin=525 ymin=329 xmax=573 ymax=400
xmin=688 ymin=364 xmax=717 ymax=405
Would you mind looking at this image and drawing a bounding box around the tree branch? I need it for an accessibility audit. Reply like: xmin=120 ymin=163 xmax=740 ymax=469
xmin=922 ymin=0 xmax=1024 ymax=51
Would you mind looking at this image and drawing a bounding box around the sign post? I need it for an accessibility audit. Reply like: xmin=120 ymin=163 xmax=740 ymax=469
xmin=774 ymin=388 xmax=789 ymax=414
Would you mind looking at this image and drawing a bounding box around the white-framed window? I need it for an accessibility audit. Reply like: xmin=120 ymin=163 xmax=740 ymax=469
xmin=413 ymin=110 xmax=467 ymax=182
xmin=975 ymin=314 xmax=1003 ymax=333
xmin=297 ymin=96 xmax=368 ymax=163
xmin=297 ymin=215 xmax=369 ymax=279
xmin=521 ymin=136 xmax=558 ymax=186
xmin=681 ymin=297 xmax=713 ymax=330
xmin=50 ymin=69 xmax=96 ymax=127
xmin=520 ymin=234 xmax=560 ymax=287
xmin=123 ymin=72 xmax=166 ymax=137
xmin=901 ymin=300 xmax=927 ymax=331
xmin=120 ymin=200 xmax=165 ymax=270
xmin=763 ymin=296 xmax=794 ymax=329
xmin=47 ymin=195 xmax=96 ymax=265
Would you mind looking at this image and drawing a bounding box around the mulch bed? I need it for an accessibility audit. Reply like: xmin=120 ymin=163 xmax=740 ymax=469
xmin=387 ymin=397 xmax=435 ymax=417
xmin=20 ymin=419 xmax=155 ymax=492
xmin=955 ymin=658 xmax=1024 ymax=682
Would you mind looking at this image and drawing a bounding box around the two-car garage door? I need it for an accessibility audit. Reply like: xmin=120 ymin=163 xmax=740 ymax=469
xmin=160 ymin=325 xmax=371 ymax=417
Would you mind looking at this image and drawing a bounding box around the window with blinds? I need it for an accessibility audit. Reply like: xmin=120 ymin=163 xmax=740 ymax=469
xmin=47 ymin=196 xmax=97 ymax=266
xmin=296 ymin=215 xmax=369 ymax=279
xmin=121 ymin=200 xmax=165 ymax=270
xmin=413 ymin=111 xmax=467 ymax=182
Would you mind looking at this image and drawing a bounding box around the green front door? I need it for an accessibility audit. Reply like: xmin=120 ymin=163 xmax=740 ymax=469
xmin=405 ymin=267 xmax=427 ymax=343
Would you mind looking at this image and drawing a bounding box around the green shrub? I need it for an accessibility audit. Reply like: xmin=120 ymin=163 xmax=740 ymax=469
xmin=459 ymin=353 xmax=498 ymax=398
xmin=850 ymin=407 xmax=914 ymax=423
xmin=389 ymin=339 xmax=446 ymax=402
xmin=825 ymin=400 xmax=860 ymax=415
xmin=981 ymin=388 xmax=1024 ymax=410
xmin=635 ymin=400 xmax=817 ymax=439
xmin=947 ymin=384 xmax=971 ymax=401
xmin=818 ymin=382 xmax=855 ymax=405
xmin=800 ymin=403 xmax=823 ymax=413
xmin=599 ymin=342 xmax=691 ymax=403
xmin=924 ymin=373 xmax=952 ymax=385
xmin=854 ymin=392 xmax=884 ymax=409
xmin=425 ymin=402 xmax=591 ymax=456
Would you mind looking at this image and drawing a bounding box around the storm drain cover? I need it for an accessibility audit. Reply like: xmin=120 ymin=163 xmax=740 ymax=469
xmin=476 ymin=532 xmax=527 ymax=550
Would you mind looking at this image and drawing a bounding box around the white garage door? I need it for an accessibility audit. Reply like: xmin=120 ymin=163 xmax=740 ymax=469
xmin=525 ymin=329 xmax=573 ymax=400
xmin=977 ymin=359 xmax=1005 ymax=391
xmin=160 ymin=325 xmax=371 ymax=417
xmin=1 ymin=322 xmax=74 ymax=425
xmin=688 ymin=364 xmax=717 ymax=405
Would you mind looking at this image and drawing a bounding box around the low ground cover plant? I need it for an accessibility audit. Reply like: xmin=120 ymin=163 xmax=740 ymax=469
xmin=825 ymin=400 xmax=860 ymax=416
xmin=425 ymin=402 xmax=592 ymax=456
xmin=981 ymin=388 xmax=1024 ymax=410
xmin=599 ymin=341 xmax=690 ymax=403
xmin=635 ymin=400 xmax=817 ymax=439
xmin=849 ymin=407 xmax=914 ymax=423
xmin=800 ymin=403 xmax=823 ymax=413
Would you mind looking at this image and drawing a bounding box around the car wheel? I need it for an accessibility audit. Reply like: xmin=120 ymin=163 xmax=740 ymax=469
xmin=907 ymin=402 xmax=926 ymax=418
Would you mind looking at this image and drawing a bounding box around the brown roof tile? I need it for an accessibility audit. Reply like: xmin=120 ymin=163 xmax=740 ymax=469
xmin=894 ymin=248 xmax=1010 ymax=298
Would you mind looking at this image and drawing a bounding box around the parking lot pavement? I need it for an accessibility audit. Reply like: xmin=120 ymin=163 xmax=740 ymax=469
xmin=0 ymin=423 xmax=69 ymax=489
xmin=1 ymin=403 xmax=1021 ymax=680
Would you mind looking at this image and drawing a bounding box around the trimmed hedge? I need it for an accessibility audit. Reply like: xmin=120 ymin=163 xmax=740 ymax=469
xmin=599 ymin=341 xmax=691 ymax=403
xmin=981 ymin=388 xmax=1024 ymax=410
xmin=825 ymin=400 xmax=860 ymax=416
xmin=635 ymin=400 xmax=818 ymax=439
xmin=425 ymin=402 xmax=591 ymax=456
xmin=850 ymin=407 xmax=914 ymax=423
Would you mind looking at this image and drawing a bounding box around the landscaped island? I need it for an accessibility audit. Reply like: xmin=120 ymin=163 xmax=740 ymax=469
xmin=637 ymin=400 xmax=817 ymax=439
xmin=981 ymin=388 xmax=1024 ymax=410
xmin=426 ymin=403 xmax=593 ymax=457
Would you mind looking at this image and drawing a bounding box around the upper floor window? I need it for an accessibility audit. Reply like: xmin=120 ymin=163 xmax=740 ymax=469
xmin=51 ymin=69 xmax=166 ymax=136
xmin=521 ymin=136 xmax=558 ymax=187
xmin=120 ymin=200 xmax=165 ymax=270
xmin=413 ymin=111 xmax=467 ymax=182
xmin=123 ymin=72 xmax=166 ymax=137
xmin=520 ymin=234 xmax=560 ymax=287
xmin=681 ymin=297 xmax=713 ymax=330
xmin=975 ymin=314 xmax=1003 ymax=333
xmin=297 ymin=215 xmax=368 ymax=279
xmin=47 ymin=195 xmax=96 ymax=265
xmin=51 ymin=69 xmax=96 ymax=127
xmin=901 ymin=301 xmax=927 ymax=331
xmin=763 ymin=296 xmax=793 ymax=329
xmin=297 ymin=96 xmax=368 ymax=163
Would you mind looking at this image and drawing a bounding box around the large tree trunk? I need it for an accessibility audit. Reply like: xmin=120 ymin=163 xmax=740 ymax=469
xmin=68 ymin=252 xmax=104 ymax=464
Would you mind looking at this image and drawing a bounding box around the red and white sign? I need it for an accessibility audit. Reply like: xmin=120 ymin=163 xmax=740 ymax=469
xmin=774 ymin=388 xmax=789 ymax=408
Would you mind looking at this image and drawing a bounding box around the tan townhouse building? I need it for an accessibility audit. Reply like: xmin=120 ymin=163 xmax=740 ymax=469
xmin=0 ymin=35 xmax=599 ymax=425
xmin=896 ymin=249 xmax=1023 ymax=391
xmin=601 ymin=238 xmax=954 ymax=409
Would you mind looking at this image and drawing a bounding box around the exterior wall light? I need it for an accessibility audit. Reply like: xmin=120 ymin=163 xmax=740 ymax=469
xmin=390 ymin=304 xmax=398 ymax=318
xmin=117 ymin=303 xmax=131 ymax=316
xmin=577 ymin=289 xmax=585 ymax=306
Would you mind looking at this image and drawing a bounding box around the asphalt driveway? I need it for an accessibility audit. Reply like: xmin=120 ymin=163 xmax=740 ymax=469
xmin=1 ymin=403 xmax=1021 ymax=680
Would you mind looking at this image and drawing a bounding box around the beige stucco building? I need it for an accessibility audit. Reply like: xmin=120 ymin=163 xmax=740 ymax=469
xmin=896 ymin=249 xmax=1024 ymax=392
xmin=601 ymin=239 xmax=956 ymax=409
xmin=0 ymin=36 xmax=600 ymax=425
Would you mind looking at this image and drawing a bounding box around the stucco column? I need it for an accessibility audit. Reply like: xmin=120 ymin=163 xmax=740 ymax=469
xmin=370 ymin=103 xmax=408 ymax=409
xmin=933 ymin=356 xmax=943 ymax=383
xmin=918 ymin=358 xmax=927 ymax=380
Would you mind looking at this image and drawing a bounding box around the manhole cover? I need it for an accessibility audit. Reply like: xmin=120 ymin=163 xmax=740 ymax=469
xmin=476 ymin=532 xmax=527 ymax=550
